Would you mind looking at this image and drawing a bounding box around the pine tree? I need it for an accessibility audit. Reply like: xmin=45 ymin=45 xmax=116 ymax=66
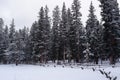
xmin=96 ymin=22 xmax=104 ymax=64
xmin=21 ymin=27 xmax=30 ymax=63
xmin=67 ymin=8 xmax=73 ymax=63
xmin=0 ymin=18 xmax=5 ymax=63
xmin=43 ymin=5 xmax=51 ymax=63
xmin=86 ymin=2 xmax=100 ymax=64
xmin=99 ymin=0 xmax=120 ymax=64
xmin=4 ymin=25 xmax=9 ymax=49
xmin=70 ymin=0 xmax=83 ymax=62
xmin=31 ymin=6 xmax=51 ymax=63
xmin=16 ymin=27 xmax=29 ymax=64
xmin=9 ymin=19 xmax=16 ymax=43
xmin=60 ymin=2 xmax=68 ymax=63
xmin=29 ymin=21 xmax=38 ymax=63
xmin=32 ymin=7 xmax=46 ymax=63
xmin=4 ymin=19 xmax=17 ymax=64
xmin=51 ymin=6 xmax=61 ymax=63
xmin=14 ymin=30 xmax=25 ymax=65
xmin=5 ymin=39 xmax=17 ymax=64
xmin=3 ymin=25 xmax=10 ymax=63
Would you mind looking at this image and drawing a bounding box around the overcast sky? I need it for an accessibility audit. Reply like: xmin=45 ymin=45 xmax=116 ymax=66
xmin=0 ymin=0 xmax=120 ymax=29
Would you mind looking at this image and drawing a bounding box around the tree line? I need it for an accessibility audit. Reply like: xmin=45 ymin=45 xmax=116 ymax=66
xmin=0 ymin=0 xmax=120 ymax=65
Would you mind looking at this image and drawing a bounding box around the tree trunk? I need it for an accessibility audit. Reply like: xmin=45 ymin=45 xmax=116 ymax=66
xmin=68 ymin=54 xmax=71 ymax=63
xmin=63 ymin=47 xmax=65 ymax=63
xmin=109 ymin=54 xmax=115 ymax=65
xmin=40 ymin=56 xmax=43 ymax=63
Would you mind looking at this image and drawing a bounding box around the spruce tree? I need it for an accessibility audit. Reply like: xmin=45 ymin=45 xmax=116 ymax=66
xmin=4 ymin=25 xmax=9 ymax=50
xmin=60 ymin=2 xmax=68 ymax=63
xmin=51 ymin=6 xmax=61 ymax=63
xmin=67 ymin=8 xmax=73 ymax=63
xmin=96 ymin=22 xmax=104 ymax=64
xmin=29 ymin=21 xmax=38 ymax=63
xmin=9 ymin=19 xmax=16 ymax=43
xmin=70 ymin=0 xmax=83 ymax=62
xmin=22 ymin=27 xmax=30 ymax=63
xmin=16 ymin=27 xmax=29 ymax=64
xmin=86 ymin=2 xmax=100 ymax=64
xmin=3 ymin=25 xmax=10 ymax=63
xmin=33 ymin=7 xmax=46 ymax=63
xmin=5 ymin=19 xmax=16 ymax=64
xmin=99 ymin=0 xmax=120 ymax=64
xmin=14 ymin=30 xmax=25 ymax=65
xmin=44 ymin=6 xmax=51 ymax=63
xmin=0 ymin=18 xmax=5 ymax=63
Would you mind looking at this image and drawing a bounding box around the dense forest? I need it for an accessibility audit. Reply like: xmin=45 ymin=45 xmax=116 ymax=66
xmin=0 ymin=0 xmax=120 ymax=65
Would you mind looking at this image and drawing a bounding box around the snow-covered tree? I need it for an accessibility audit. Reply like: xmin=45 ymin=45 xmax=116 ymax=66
xmin=0 ymin=18 xmax=5 ymax=63
xmin=5 ymin=25 xmax=29 ymax=65
xmin=5 ymin=42 xmax=18 ymax=64
xmin=4 ymin=19 xmax=20 ymax=65
xmin=21 ymin=27 xmax=31 ymax=63
xmin=43 ymin=5 xmax=51 ymax=63
xmin=31 ymin=6 xmax=51 ymax=63
xmin=59 ymin=3 xmax=68 ymax=63
xmin=32 ymin=7 xmax=46 ymax=63
xmin=86 ymin=2 xmax=100 ymax=64
xmin=70 ymin=0 xmax=83 ymax=62
xmin=29 ymin=21 xmax=38 ymax=63
xmin=15 ymin=27 xmax=29 ymax=64
xmin=14 ymin=30 xmax=25 ymax=64
xmin=4 ymin=25 xmax=9 ymax=50
xmin=99 ymin=0 xmax=120 ymax=64
xmin=9 ymin=19 xmax=16 ymax=43
xmin=51 ymin=6 xmax=61 ymax=63
xmin=67 ymin=8 xmax=73 ymax=63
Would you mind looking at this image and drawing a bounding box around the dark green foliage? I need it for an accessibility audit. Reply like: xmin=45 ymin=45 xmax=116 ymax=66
xmin=99 ymin=0 xmax=120 ymax=64
xmin=51 ymin=6 xmax=61 ymax=62
xmin=86 ymin=2 xmax=102 ymax=63
xmin=70 ymin=0 xmax=83 ymax=62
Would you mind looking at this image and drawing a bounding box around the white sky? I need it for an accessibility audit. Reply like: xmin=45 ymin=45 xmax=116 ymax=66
xmin=0 ymin=0 xmax=120 ymax=29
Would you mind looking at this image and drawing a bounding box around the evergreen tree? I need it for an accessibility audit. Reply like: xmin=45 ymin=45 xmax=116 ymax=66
xmin=51 ymin=6 xmax=61 ymax=63
xmin=29 ymin=21 xmax=38 ymax=63
xmin=96 ymin=22 xmax=104 ymax=64
xmin=99 ymin=0 xmax=120 ymax=64
xmin=14 ymin=30 xmax=25 ymax=65
xmin=43 ymin=5 xmax=51 ymax=63
xmin=3 ymin=25 xmax=10 ymax=63
xmin=4 ymin=19 xmax=16 ymax=64
xmin=22 ymin=27 xmax=30 ymax=63
xmin=4 ymin=25 xmax=9 ymax=49
xmin=9 ymin=19 xmax=16 ymax=43
xmin=32 ymin=7 xmax=46 ymax=63
xmin=67 ymin=8 xmax=73 ymax=63
xmin=60 ymin=3 xmax=68 ymax=63
xmin=0 ymin=18 xmax=5 ymax=63
xmin=32 ymin=6 xmax=51 ymax=63
xmin=16 ymin=27 xmax=29 ymax=64
xmin=86 ymin=2 xmax=100 ymax=64
xmin=70 ymin=0 xmax=83 ymax=62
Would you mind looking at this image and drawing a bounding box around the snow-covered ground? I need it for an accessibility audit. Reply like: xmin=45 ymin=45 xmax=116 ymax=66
xmin=0 ymin=64 xmax=119 ymax=80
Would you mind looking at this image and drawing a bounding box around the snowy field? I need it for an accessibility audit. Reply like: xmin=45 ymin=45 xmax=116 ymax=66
xmin=0 ymin=64 xmax=119 ymax=80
